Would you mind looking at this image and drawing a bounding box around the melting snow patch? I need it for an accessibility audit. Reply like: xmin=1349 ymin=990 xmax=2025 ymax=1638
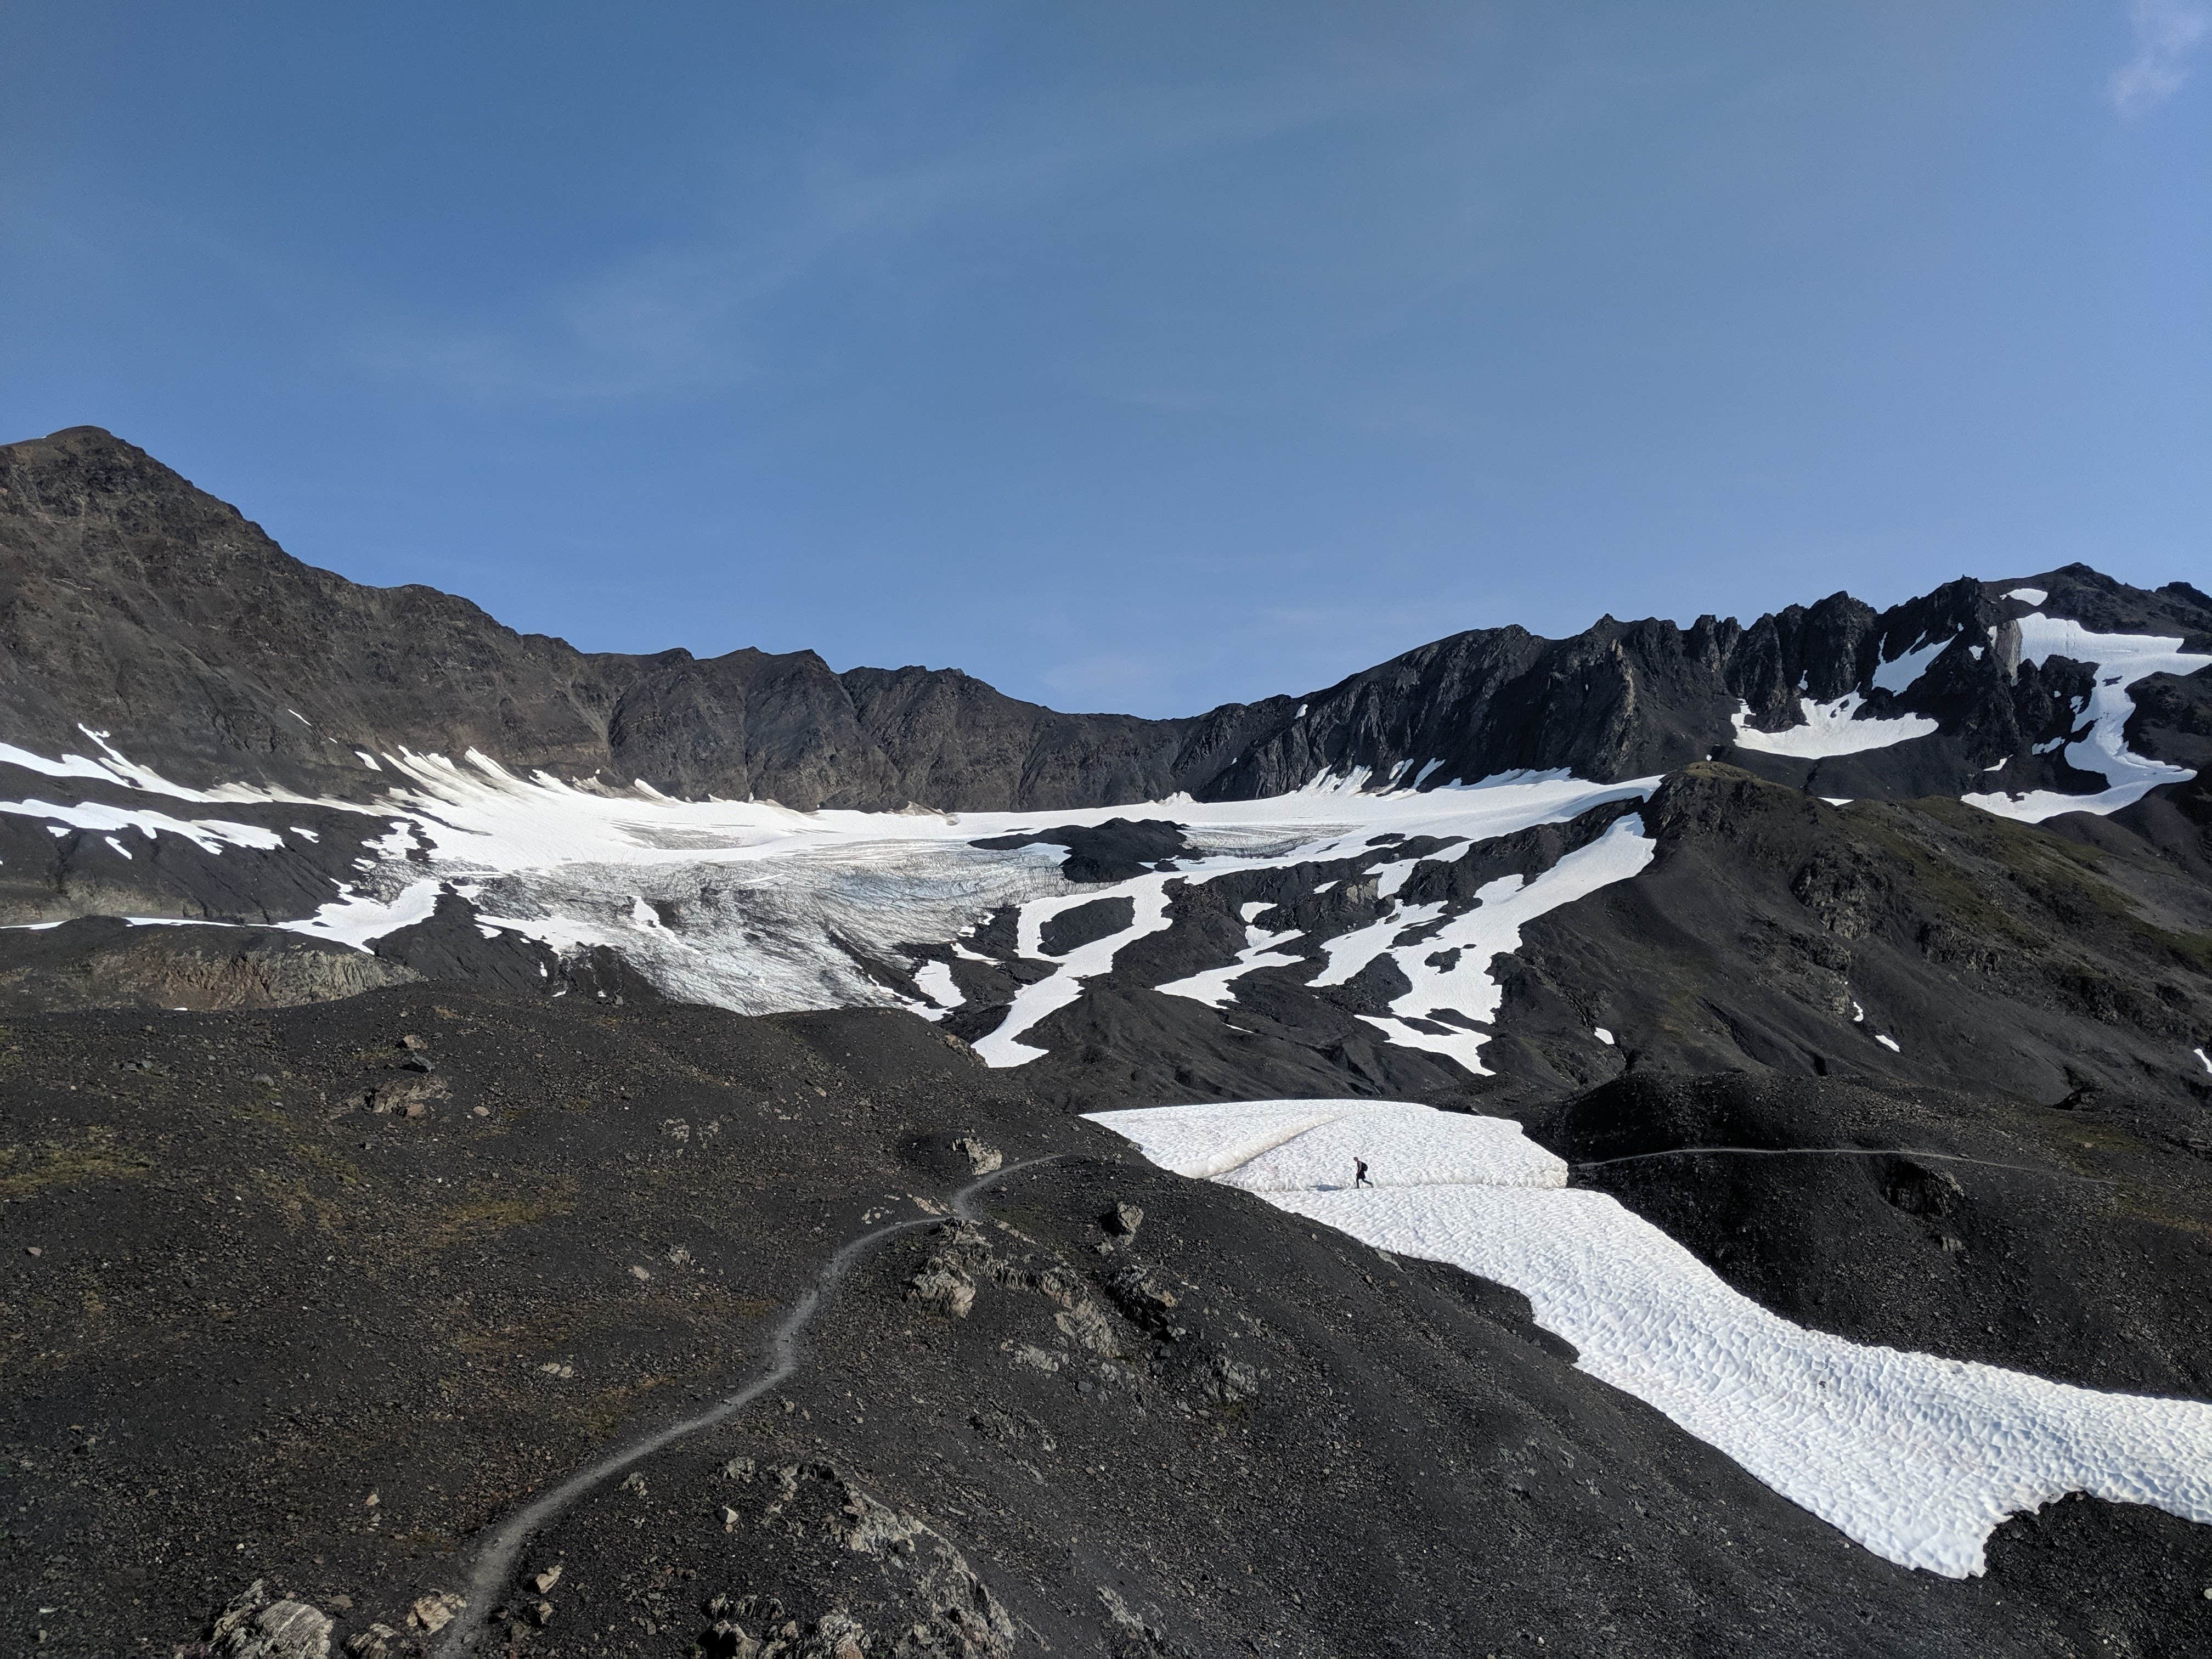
xmin=1314 ymin=817 xmax=1656 ymax=1075
xmin=1088 ymin=1098 xmax=2212 ymax=1577
xmin=1094 ymin=1098 xmax=1565 ymax=1192
xmin=1876 ymin=1034 xmax=1901 ymax=1053
xmin=2196 ymin=1047 xmax=2211 ymax=1075
xmin=911 ymin=960 xmax=960 ymax=1018
xmin=2005 ymin=587 xmax=2049 ymax=606
xmin=1 ymin=798 xmax=289 ymax=856
xmin=1158 ymin=922 xmax=1306 ymax=1009
xmin=283 ymin=880 xmax=444 ymax=950
xmin=1731 ymin=695 xmax=1938 ymax=759
xmin=1963 ymin=617 xmax=2212 ymax=822
xmin=1594 ymin=1027 xmax=1615 ymax=1045
xmin=1872 ymin=634 xmax=1955 ymax=696
xmin=0 ymin=734 xmax=1661 ymax=1070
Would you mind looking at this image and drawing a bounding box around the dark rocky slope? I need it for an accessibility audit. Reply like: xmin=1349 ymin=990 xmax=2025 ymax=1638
xmin=9 ymin=426 xmax=2205 ymax=812
xmin=0 ymin=427 xmax=1221 ymax=810
xmin=4 ymin=425 xmax=2212 ymax=1657
xmin=5 ymin=986 xmax=2209 ymax=1659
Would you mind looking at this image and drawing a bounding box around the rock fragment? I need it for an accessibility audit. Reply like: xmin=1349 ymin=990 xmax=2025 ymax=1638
xmin=208 ymin=1580 xmax=333 ymax=1659
xmin=406 ymin=1591 xmax=465 ymax=1633
xmin=906 ymin=1258 xmax=977 ymax=1317
xmin=952 ymin=1136 xmax=1003 ymax=1174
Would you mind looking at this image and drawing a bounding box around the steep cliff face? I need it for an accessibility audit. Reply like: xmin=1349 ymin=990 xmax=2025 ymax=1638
xmin=0 ymin=426 xmax=623 ymax=785
xmin=0 ymin=427 xmax=1209 ymax=810
xmin=10 ymin=425 xmax=2205 ymax=815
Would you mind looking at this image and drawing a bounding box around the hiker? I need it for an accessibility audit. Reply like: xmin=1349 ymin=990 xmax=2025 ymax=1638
xmin=1354 ymin=1158 xmax=1372 ymax=1188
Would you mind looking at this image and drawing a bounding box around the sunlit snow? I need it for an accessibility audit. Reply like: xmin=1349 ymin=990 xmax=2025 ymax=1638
xmin=1963 ymin=616 xmax=2212 ymax=822
xmin=1730 ymin=694 xmax=1938 ymax=759
xmin=1089 ymin=1098 xmax=2212 ymax=1578
xmin=1871 ymin=634 xmax=1955 ymax=696
xmin=0 ymin=739 xmax=1658 ymax=1072
xmin=1312 ymin=817 xmax=1656 ymax=1075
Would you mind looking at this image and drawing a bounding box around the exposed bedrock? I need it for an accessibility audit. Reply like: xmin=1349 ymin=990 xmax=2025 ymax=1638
xmin=8 ymin=426 xmax=2207 ymax=812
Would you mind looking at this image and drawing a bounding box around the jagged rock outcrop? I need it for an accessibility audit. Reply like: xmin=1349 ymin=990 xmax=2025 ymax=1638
xmin=10 ymin=426 xmax=2204 ymax=813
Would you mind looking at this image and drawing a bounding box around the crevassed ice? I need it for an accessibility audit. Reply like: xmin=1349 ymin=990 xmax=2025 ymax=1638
xmin=0 ymin=740 xmax=1660 ymax=1071
xmin=1087 ymin=1098 xmax=2212 ymax=1578
xmin=1963 ymin=616 xmax=2212 ymax=822
xmin=1730 ymin=693 xmax=1938 ymax=759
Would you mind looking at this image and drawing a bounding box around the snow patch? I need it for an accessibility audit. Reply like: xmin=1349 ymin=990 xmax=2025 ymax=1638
xmin=1088 ymin=1098 xmax=2212 ymax=1578
xmin=1157 ymin=923 xmax=1306 ymax=1009
xmin=1318 ymin=817 xmax=1656 ymax=1076
xmin=1731 ymin=694 xmax=1938 ymax=759
xmin=2004 ymin=587 xmax=2049 ymax=606
xmin=0 ymin=797 xmax=290 ymax=856
xmin=1963 ymin=616 xmax=2212 ymax=821
xmin=912 ymin=960 xmax=960 ymax=1016
xmin=1872 ymin=634 xmax=1954 ymax=696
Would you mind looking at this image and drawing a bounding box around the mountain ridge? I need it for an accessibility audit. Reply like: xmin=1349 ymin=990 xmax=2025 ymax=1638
xmin=11 ymin=424 xmax=2205 ymax=818
xmin=6 ymin=424 xmax=2212 ymax=1657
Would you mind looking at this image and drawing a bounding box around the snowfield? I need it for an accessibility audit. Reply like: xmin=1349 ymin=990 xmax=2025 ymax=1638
xmin=1730 ymin=693 xmax=1938 ymax=759
xmin=1965 ymin=616 xmax=2212 ymax=822
xmin=1088 ymin=1098 xmax=2212 ymax=1577
xmin=0 ymin=735 xmax=1656 ymax=1074
xmin=5 ymin=589 xmax=2204 ymax=1080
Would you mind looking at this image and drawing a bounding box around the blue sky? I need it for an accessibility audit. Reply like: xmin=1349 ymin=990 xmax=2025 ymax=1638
xmin=4 ymin=3 xmax=2205 ymax=715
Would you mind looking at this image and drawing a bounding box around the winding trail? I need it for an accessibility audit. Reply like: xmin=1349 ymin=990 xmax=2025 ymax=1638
xmin=436 ymin=1154 xmax=1060 ymax=1654
xmin=1572 ymin=1144 xmax=2116 ymax=1184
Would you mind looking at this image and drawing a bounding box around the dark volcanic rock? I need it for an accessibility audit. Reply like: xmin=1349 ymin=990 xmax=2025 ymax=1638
xmin=10 ymin=985 xmax=2203 ymax=1657
xmin=1551 ymin=1070 xmax=2212 ymax=1395
xmin=6 ymin=425 xmax=2212 ymax=1658
xmin=969 ymin=817 xmax=1196 ymax=882
xmin=0 ymin=917 xmax=421 ymax=1013
xmin=1037 ymin=896 xmax=1137 ymax=957
xmin=12 ymin=428 xmax=2203 ymax=815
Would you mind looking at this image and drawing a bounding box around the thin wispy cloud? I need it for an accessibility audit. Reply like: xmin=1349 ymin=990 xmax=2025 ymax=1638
xmin=358 ymin=68 xmax=1407 ymax=405
xmin=2109 ymin=0 xmax=2210 ymax=116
